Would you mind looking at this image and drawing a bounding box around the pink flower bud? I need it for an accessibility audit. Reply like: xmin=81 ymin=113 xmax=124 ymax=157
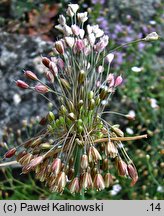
xmin=35 ymin=84 xmax=49 ymax=93
xmin=45 ymin=71 xmax=54 ymax=83
xmin=127 ymin=164 xmax=138 ymax=186
xmin=4 ymin=148 xmax=16 ymax=158
xmin=57 ymin=58 xmax=64 ymax=69
xmin=28 ymin=156 xmax=44 ymax=168
xmin=74 ymin=39 xmax=85 ymax=52
xmin=114 ymin=75 xmax=123 ymax=87
xmin=16 ymin=80 xmax=29 ymax=89
xmin=49 ymin=61 xmax=58 ymax=76
xmin=24 ymin=70 xmax=38 ymax=81
xmin=55 ymin=41 xmax=65 ymax=55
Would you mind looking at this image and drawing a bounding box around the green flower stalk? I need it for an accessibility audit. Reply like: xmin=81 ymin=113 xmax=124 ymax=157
xmin=3 ymin=4 xmax=159 ymax=194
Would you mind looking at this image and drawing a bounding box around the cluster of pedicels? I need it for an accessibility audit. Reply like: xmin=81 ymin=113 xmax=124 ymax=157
xmin=3 ymin=4 xmax=159 ymax=194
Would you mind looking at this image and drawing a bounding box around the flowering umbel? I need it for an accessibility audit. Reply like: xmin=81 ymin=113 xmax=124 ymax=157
xmin=5 ymin=4 xmax=156 ymax=194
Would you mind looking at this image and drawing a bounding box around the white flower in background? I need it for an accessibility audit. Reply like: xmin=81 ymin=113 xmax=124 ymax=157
xmin=149 ymin=98 xmax=159 ymax=109
xmin=131 ymin=66 xmax=143 ymax=72
xmin=13 ymin=94 xmax=21 ymax=105
xmin=110 ymin=184 xmax=122 ymax=196
xmin=105 ymin=53 xmax=114 ymax=64
xmin=149 ymin=20 xmax=156 ymax=25
xmin=126 ymin=128 xmax=134 ymax=135
xmin=157 ymin=185 xmax=164 ymax=193
xmin=128 ymin=110 xmax=136 ymax=119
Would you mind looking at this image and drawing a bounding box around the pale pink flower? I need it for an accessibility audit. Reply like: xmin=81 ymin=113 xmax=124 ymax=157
xmin=114 ymin=75 xmax=123 ymax=87
xmin=71 ymin=24 xmax=80 ymax=36
xmin=107 ymin=73 xmax=115 ymax=87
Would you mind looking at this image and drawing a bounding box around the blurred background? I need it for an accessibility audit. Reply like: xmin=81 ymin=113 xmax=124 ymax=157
xmin=0 ymin=0 xmax=163 ymax=200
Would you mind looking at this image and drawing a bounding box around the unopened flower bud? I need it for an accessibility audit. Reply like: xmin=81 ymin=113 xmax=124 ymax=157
xmin=99 ymin=86 xmax=108 ymax=100
xmin=60 ymin=78 xmax=70 ymax=90
xmin=60 ymin=105 xmax=67 ymax=114
xmin=28 ymin=156 xmax=44 ymax=168
xmin=35 ymin=84 xmax=49 ymax=94
xmin=93 ymin=173 xmax=105 ymax=191
xmin=111 ymin=126 xmax=124 ymax=137
xmin=24 ymin=70 xmax=38 ymax=81
xmin=127 ymin=164 xmax=138 ymax=186
xmin=144 ymin=32 xmax=159 ymax=41
xmin=117 ymin=158 xmax=127 ymax=176
xmin=16 ymin=80 xmax=29 ymax=89
xmin=55 ymin=41 xmax=65 ymax=55
xmin=47 ymin=111 xmax=55 ymax=122
xmin=45 ymin=71 xmax=54 ymax=83
xmin=114 ymin=75 xmax=123 ymax=87
xmin=89 ymin=99 xmax=95 ymax=110
xmin=4 ymin=148 xmax=16 ymax=158
xmin=49 ymin=62 xmax=58 ymax=76
xmin=81 ymin=154 xmax=88 ymax=170
xmin=88 ymin=91 xmax=94 ymax=99
xmin=68 ymin=112 xmax=76 ymax=121
xmin=75 ymin=39 xmax=85 ymax=52
xmin=104 ymin=173 xmax=113 ymax=188
xmin=78 ymin=70 xmax=86 ymax=84
xmin=42 ymin=57 xmax=50 ymax=68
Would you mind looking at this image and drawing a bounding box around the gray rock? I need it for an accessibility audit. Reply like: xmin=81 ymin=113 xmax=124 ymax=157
xmin=108 ymin=0 xmax=162 ymax=21
xmin=0 ymin=32 xmax=54 ymax=136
